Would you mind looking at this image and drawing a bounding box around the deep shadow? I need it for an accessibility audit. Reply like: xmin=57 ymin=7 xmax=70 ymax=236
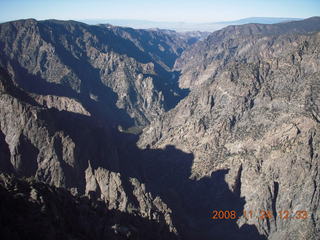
xmin=0 ymin=130 xmax=12 ymax=173
xmin=0 ymin=175 xmax=177 ymax=240
xmin=135 ymin=144 xmax=266 ymax=240
xmin=0 ymin=68 xmax=41 ymax=107
xmin=144 ymin=68 xmax=190 ymax=111
xmin=16 ymin=134 xmax=39 ymax=178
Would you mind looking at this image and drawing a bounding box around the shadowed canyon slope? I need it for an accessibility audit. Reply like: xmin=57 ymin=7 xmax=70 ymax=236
xmin=0 ymin=173 xmax=178 ymax=240
xmin=0 ymin=19 xmax=196 ymax=127
xmin=139 ymin=17 xmax=320 ymax=239
xmin=0 ymin=17 xmax=320 ymax=240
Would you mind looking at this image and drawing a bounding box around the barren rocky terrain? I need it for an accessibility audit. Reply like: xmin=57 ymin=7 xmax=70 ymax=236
xmin=0 ymin=17 xmax=319 ymax=240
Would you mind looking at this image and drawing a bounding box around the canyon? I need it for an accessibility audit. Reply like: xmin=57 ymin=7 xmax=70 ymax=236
xmin=0 ymin=17 xmax=320 ymax=240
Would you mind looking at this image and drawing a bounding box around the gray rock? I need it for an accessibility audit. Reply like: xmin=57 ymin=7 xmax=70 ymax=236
xmin=139 ymin=17 xmax=320 ymax=239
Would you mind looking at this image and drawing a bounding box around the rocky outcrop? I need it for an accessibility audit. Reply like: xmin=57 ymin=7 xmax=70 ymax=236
xmin=33 ymin=95 xmax=91 ymax=116
xmin=139 ymin=17 xmax=320 ymax=239
xmin=0 ymin=173 xmax=177 ymax=240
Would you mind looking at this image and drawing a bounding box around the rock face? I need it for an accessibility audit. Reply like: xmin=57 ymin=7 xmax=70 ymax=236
xmin=0 ymin=19 xmax=193 ymax=127
xmin=0 ymin=17 xmax=320 ymax=240
xmin=139 ymin=17 xmax=320 ymax=239
xmin=0 ymin=173 xmax=177 ymax=240
xmin=0 ymin=20 xmax=196 ymax=239
xmin=175 ymin=16 xmax=320 ymax=89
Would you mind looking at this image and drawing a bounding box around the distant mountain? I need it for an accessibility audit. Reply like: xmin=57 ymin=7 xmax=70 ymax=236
xmin=81 ymin=17 xmax=302 ymax=32
xmin=82 ymin=19 xmax=204 ymax=32
xmin=215 ymin=17 xmax=302 ymax=25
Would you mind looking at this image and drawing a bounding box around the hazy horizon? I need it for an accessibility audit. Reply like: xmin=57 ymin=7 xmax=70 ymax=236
xmin=1 ymin=16 xmax=308 ymax=32
xmin=1 ymin=0 xmax=319 ymax=23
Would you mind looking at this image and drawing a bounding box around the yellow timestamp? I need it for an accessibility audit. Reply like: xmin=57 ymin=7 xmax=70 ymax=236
xmin=210 ymin=210 xmax=309 ymax=220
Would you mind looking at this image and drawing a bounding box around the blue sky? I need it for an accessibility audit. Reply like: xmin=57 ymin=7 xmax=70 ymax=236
xmin=1 ymin=0 xmax=319 ymax=23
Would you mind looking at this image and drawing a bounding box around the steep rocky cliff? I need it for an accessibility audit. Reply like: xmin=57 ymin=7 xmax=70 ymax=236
xmin=139 ymin=17 xmax=320 ymax=239
xmin=0 ymin=19 xmax=194 ymax=127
